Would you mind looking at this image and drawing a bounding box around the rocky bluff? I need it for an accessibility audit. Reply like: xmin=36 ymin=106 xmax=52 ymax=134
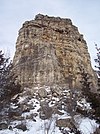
xmin=13 ymin=14 xmax=97 ymax=90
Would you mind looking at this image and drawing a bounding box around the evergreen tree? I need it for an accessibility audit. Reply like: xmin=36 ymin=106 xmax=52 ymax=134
xmin=0 ymin=50 xmax=21 ymax=101
xmin=94 ymin=44 xmax=100 ymax=77
xmin=0 ymin=50 xmax=11 ymax=87
xmin=80 ymin=68 xmax=100 ymax=123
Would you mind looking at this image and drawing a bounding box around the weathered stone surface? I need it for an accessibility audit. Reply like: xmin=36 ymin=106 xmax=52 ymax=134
xmin=39 ymin=101 xmax=52 ymax=120
xmin=15 ymin=123 xmax=27 ymax=131
xmin=38 ymin=87 xmax=47 ymax=98
xmin=13 ymin=14 xmax=97 ymax=90
xmin=0 ymin=123 xmax=8 ymax=130
xmin=56 ymin=118 xmax=75 ymax=128
xmin=94 ymin=128 xmax=100 ymax=134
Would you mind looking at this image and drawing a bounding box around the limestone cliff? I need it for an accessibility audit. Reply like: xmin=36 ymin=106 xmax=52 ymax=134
xmin=13 ymin=14 xmax=97 ymax=90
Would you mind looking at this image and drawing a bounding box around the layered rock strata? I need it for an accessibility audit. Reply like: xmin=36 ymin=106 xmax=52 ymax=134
xmin=13 ymin=14 xmax=97 ymax=90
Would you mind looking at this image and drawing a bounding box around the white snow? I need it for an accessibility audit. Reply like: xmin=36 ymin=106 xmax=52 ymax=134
xmin=1 ymin=109 xmax=98 ymax=134
xmin=77 ymin=98 xmax=91 ymax=110
xmin=18 ymin=96 xmax=27 ymax=104
xmin=10 ymin=103 xmax=18 ymax=109
xmin=0 ymin=88 xmax=99 ymax=134
xmin=79 ymin=118 xmax=99 ymax=134
xmin=0 ymin=117 xmax=62 ymax=134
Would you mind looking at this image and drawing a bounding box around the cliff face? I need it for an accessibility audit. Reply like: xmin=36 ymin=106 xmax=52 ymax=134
xmin=13 ymin=14 xmax=97 ymax=90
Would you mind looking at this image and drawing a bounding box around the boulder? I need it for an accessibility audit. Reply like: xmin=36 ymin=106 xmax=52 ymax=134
xmin=56 ymin=118 xmax=75 ymax=128
xmin=0 ymin=123 xmax=8 ymax=130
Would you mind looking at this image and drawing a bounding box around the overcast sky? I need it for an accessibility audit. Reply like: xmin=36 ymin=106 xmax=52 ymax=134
xmin=0 ymin=0 xmax=100 ymax=67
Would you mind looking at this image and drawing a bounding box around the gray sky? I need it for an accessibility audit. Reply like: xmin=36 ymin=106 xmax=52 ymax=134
xmin=0 ymin=0 xmax=100 ymax=67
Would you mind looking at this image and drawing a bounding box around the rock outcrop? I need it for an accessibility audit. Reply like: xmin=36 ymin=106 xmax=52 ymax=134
xmin=0 ymin=14 xmax=99 ymax=134
xmin=13 ymin=14 xmax=97 ymax=90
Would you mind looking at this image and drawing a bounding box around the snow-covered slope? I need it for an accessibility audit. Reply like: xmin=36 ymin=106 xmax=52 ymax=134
xmin=0 ymin=86 xmax=99 ymax=134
